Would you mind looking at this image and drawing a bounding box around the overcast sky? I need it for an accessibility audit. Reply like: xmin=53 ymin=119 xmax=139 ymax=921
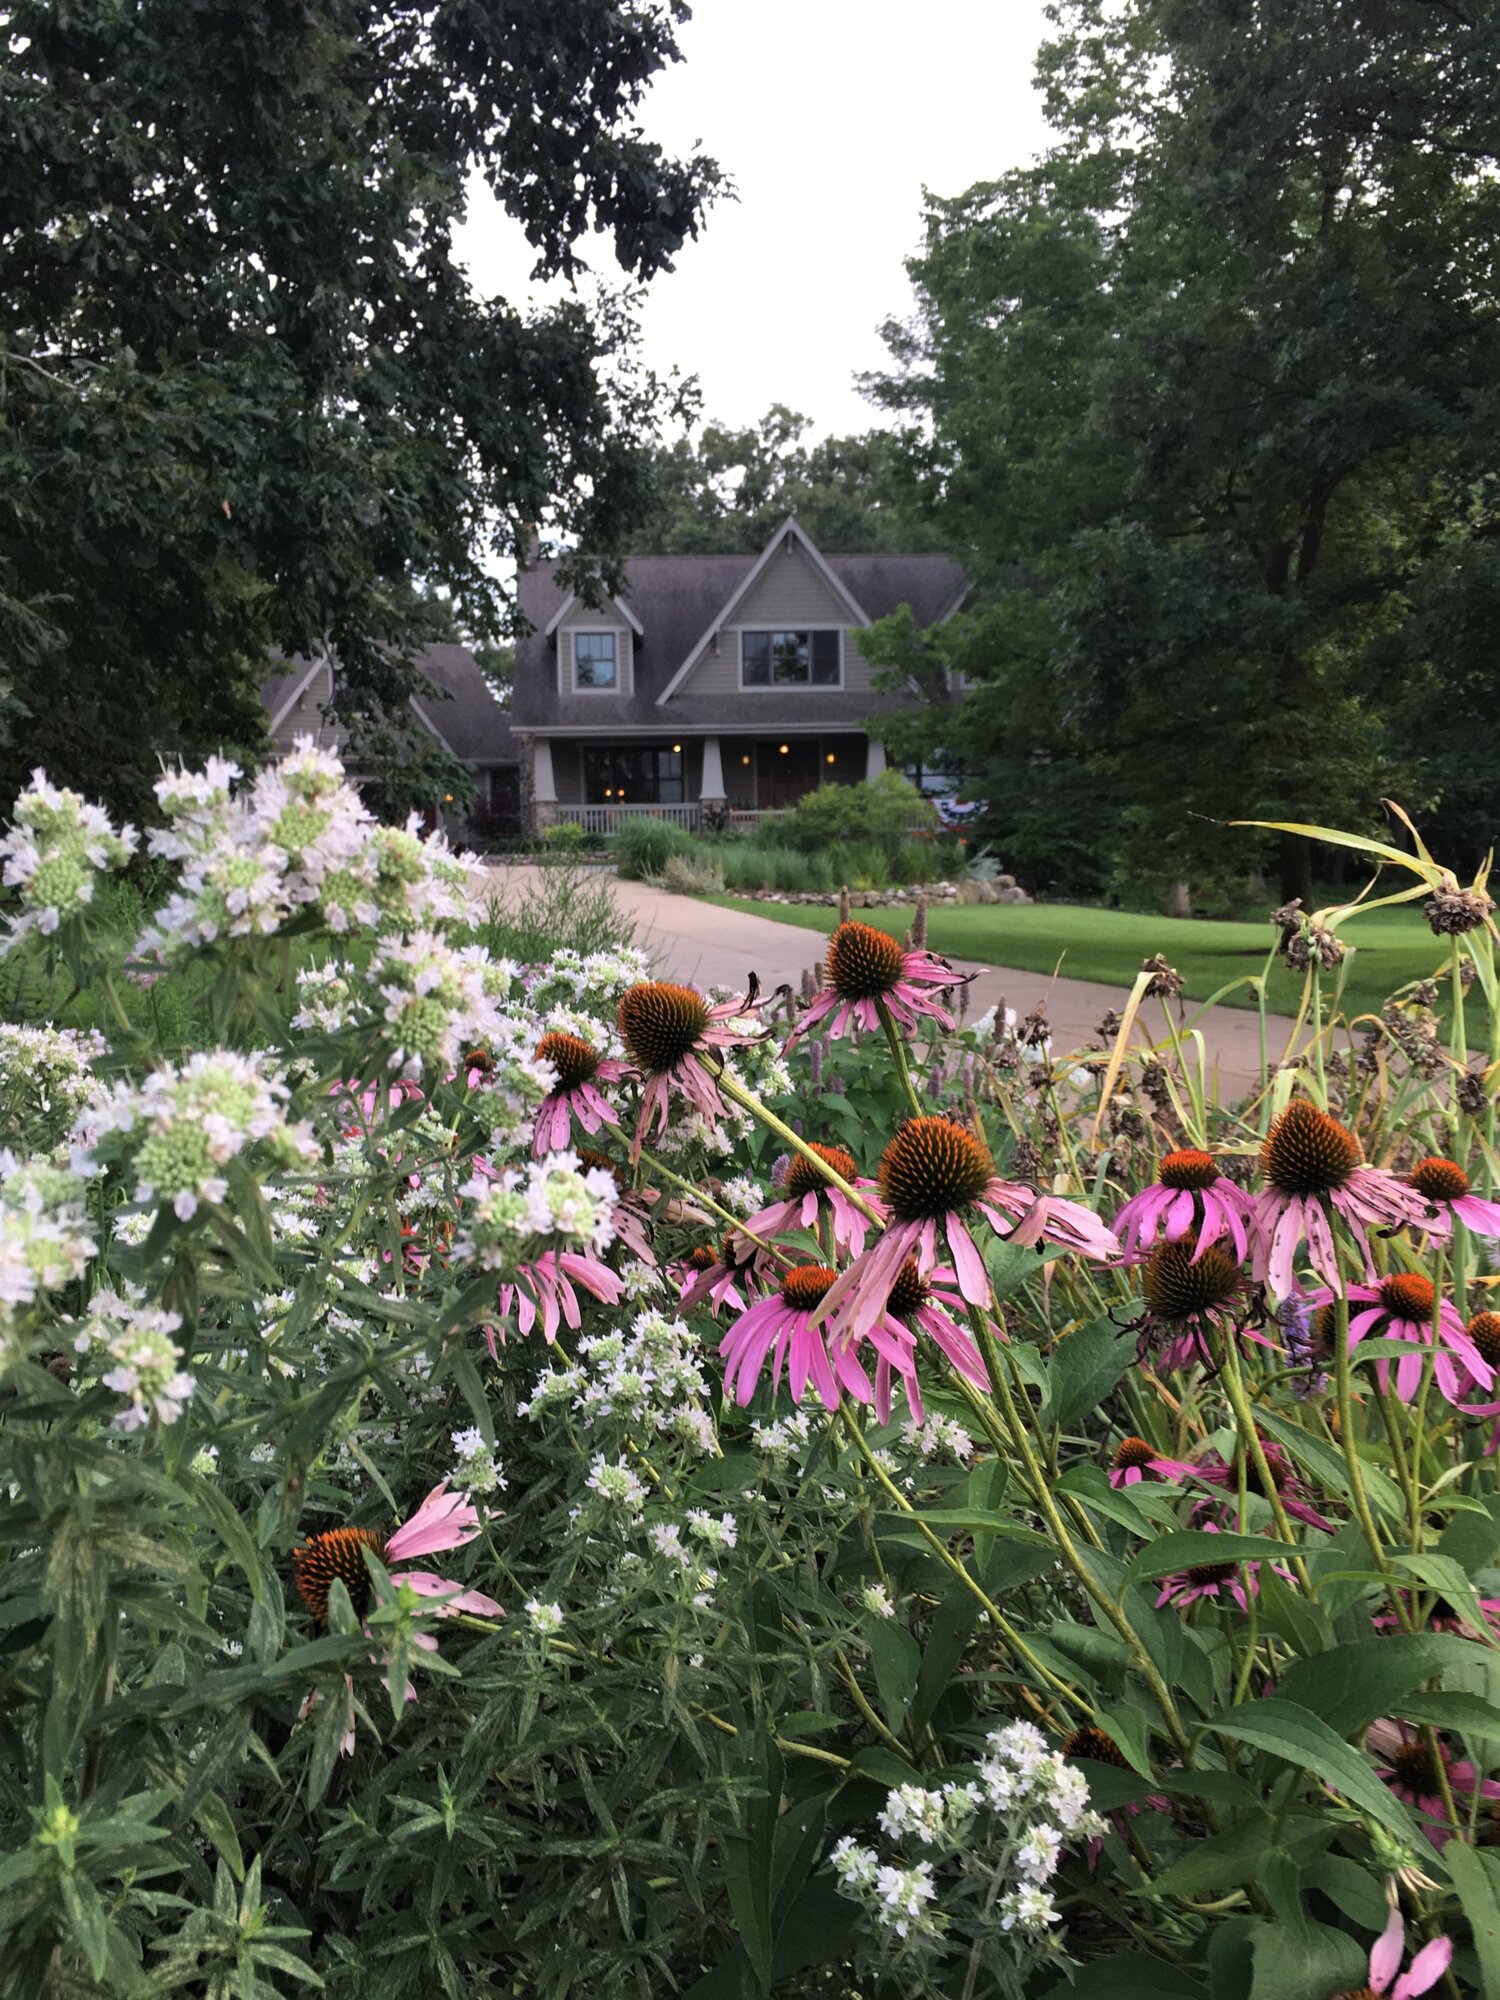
xmin=454 ymin=0 xmax=1056 ymax=443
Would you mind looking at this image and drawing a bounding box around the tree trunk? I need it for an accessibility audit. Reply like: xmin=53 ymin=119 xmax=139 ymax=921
xmin=1164 ymin=880 xmax=1192 ymax=919
xmin=1278 ymin=832 xmax=1314 ymax=908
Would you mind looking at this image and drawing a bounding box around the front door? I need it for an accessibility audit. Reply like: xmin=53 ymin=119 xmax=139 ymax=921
xmin=756 ymin=738 xmax=821 ymax=811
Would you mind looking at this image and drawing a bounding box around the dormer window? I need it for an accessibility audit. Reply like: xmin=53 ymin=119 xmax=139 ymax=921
xmin=740 ymin=629 xmax=841 ymax=689
xmin=574 ymin=631 xmax=618 ymax=691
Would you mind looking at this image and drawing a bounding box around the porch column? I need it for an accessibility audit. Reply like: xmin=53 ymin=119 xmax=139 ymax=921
xmin=699 ymin=734 xmax=726 ymax=802
xmin=864 ymin=735 xmax=886 ymax=781
xmin=532 ymin=737 xmax=557 ymax=803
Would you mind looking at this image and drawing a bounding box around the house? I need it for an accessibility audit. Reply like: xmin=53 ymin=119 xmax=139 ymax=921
xmin=261 ymin=643 xmax=522 ymax=840
xmin=510 ymin=517 xmax=967 ymax=833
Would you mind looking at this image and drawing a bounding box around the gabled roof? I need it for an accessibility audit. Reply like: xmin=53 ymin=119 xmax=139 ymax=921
xmin=543 ymin=588 xmax=645 ymax=639
xmin=511 ymin=522 xmax=967 ymax=733
xmin=654 ymin=516 xmax=872 ymax=706
xmin=261 ymin=644 xmax=518 ymax=765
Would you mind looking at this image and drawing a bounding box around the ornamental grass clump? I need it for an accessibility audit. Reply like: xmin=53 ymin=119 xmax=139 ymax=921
xmin=9 ymin=749 xmax=1500 ymax=1995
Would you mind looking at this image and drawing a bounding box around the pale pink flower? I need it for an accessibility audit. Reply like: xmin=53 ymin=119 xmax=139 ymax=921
xmin=1363 ymin=1906 xmax=1452 ymax=1999
xmin=745 ymin=1143 xmax=877 ymax=1258
xmin=531 ymin=1031 xmax=631 ymax=1156
xmin=720 ymin=1264 xmax=916 ymax=1415
xmin=1367 ymin=1717 xmax=1500 ymax=1849
xmin=617 ymin=979 xmax=769 ymax=1160
xmin=1250 ymin=1099 xmax=1430 ymax=1296
xmin=1308 ymin=1273 xmax=1491 ymax=1406
xmin=1112 ymin=1148 xmax=1253 ymax=1263
xmin=789 ymin=920 xmax=972 ymax=1043
xmin=493 ymin=1249 xmax=625 ymax=1346
xmin=1406 ymin=1155 xmax=1500 ymax=1242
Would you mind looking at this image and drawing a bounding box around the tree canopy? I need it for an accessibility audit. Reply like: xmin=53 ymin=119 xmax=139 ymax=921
xmin=0 ymin=0 xmax=718 ymax=821
xmin=864 ymin=0 xmax=1500 ymax=904
xmin=632 ymin=404 xmax=916 ymax=554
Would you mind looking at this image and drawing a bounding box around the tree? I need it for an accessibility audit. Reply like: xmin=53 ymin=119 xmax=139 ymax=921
xmin=0 ymin=0 xmax=719 ymax=822
xmin=866 ymin=0 xmax=1500 ymax=905
xmin=633 ymin=404 xmax=917 ymax=554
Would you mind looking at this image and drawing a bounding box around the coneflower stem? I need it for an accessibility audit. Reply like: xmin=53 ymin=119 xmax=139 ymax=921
xmin=716 ymin=1073 xmax=882 ymax=1222
xmin=876 ymin=999 xmax=925 ymax=1120
xmin=1214 ymin=1332 xmax=1313 ymax=1590
xmin=1332 ymin=1289 xmax=1411 ymax=1630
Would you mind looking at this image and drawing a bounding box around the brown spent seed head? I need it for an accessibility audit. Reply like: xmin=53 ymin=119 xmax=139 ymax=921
xmin=536 ymin=1031 xmax=602 ymax=1093
xmin=1378 ymin=1272 xmax=1436 ymax=1323
xmin=1425 ymin=886 xmax=1495 ymax=937
xmin=617 ymin=982 xmax=710 ymax=1075
xmin=1469 ymin=1312 xmax=1500 ymax=1369
xmin=1062 ymin=1727 xmax=1129 ymax=1769
xmin=1409 ymin=1156 xmax=1471 ymax=1202
xmin=783 ymin=1143 xmax=859 ymax=1202
xmin=826 ymin=920 xmax=907 ymax=1000
xmin=1158 ymin=1148 xmax=1219 ymax=1191
xmin=1260 ymin=1099 xmax=1361 ymax=1197
xmin=292 ymin=1526 xmax=387 ymax=1625
xmin=1141 ymin=1240 xmax=1241 ymax=1322
xmin=884 ymin=1258 xmax=931 ymax=1321
xmin=878 ymin=1117 xmax=994 ymax=1222
xmin=1112 ymin=1436 xmax=1157 ymax=1471
xmin=780 ymin=1264 xmax=837 ymax=1312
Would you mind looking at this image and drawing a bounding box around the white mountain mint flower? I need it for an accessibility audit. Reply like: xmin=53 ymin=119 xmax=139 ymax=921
xmin=365 ymin=928 xmax=507 ymax=1076
xmin=525 ymin=1600 xmax=564 ymax=1635
xmin=871 ymin=1861 xmax=938 ymax=1939
xmin=860 ymin=1581 xmax=898 ymax=1619
xmin=0 ymin=1023 xmax=108 ymax=1146
xmin=90 ymin=1050 xmax=315 ymax=1220
xmin=649 ymin=1521 xmax=690 ymax=1564
xmin=0 ymin=770 xmax=138 ymax=945
xmin=878 ymin=1783 xmax=979 ymax=1848
xmin=522 ymin=1152 xmax=618 ymax=1252
xmin=830 ymin=1839 xmax=880 ymax=1891
xmin=455 ymin=1153 xmax=617 ymax=1270
xmin=998 ymin=1883 xmax=1060 ymax=1933
xmin=584 ymin=1456 xmax=648 ymax=1514
xmin=291 ymin=963 xmax=358 ymax=1034
xmin=1015 ymin=1826 xmax=1064 ymax=1882
xmin=450 ymin=1426 xmax=507 ymax=1496
xmin=718 ymin=1175 xmax=765 ymax=1217
xmin=247 ymin=736 xmax=369 ymax=895
xmin=685 ymin=1509 xmax=736 ymax=1551
xmin=149 ymin=756 xmax=243 ymax=856
xmin=134 ymin=836 xmax=290 ymax=963
xmin=900 ymin=1413 xmax=975 ymax=1463
xmin=77 ymin=1286 xmax=194 ymax=1431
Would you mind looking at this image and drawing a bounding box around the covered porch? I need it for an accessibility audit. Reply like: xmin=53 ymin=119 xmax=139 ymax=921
xmin=528 ymin=729 xmax=887 ymax=834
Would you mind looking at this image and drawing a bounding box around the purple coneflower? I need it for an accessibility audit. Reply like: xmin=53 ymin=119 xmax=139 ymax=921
xmin=1249 ymin=1099 xmax=1430 ymax=1296
xmin=1406 ymin=1155 xmax=1500 ymax=1243
xmin=678 ymin=1229 xmax=785 ymax=1316
xmin=531 ymin=1032 xmax=630 ymax=1156
xmin=744 ymin=1143 xmax=877 ymax=1258
xmin=1187 ymin=1438 xmax=1334 ymax=1532
xmin=823 ymin=1116 xmax=1118 ymax=1347
xmin=1309 ymin=1272 xmax=1492 ymax=1406
xmin=1367 ymin=1718 xmax=1500 ymax=1849
xmin=720 ymin=1263 xmax=915 ymax=1413
xmin=494 ymin=1248 xmax=625 ymax=1346
xmin=1113 ymin=1148 xmax=1254 ymax=1264
xmin=293 ymin=1483 xmax=502 ymax=1629
xmin=868 ymin=1257 xmax=988 ymax=1397
xmin=574 ymin=1148 xmax=656 ymax=1264
xmin=1135 ymin=1239 xmax=1245 ymax=1372
xmin=1359 ymin=1906 xmax=1452 ymax=2000
xmin=616 ymin=978 xmax=767 ymax=1160
xmin=789 ymin=920 xmax=971 ymax=1043
xmin=1108 ymin=1436 xmax=1197 ymax=1488
xmin=1155 ymin=1522 xmax=1279 ymax=1612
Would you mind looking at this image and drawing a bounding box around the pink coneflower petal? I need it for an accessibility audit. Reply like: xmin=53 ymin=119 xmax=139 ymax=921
xmin=385 ymin=1483 xmax=480 ymax=1561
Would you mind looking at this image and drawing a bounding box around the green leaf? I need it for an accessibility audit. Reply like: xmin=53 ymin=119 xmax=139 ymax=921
xmin=1398 ymin=1689 xmax=1500 ymax=1742
xmin=1045 ymin=1315 xmax=1134 ymax=1430
xmin=1201 ymin=1696 xmax=1425 ymax=1848
xmin=865 ymin=1618 xmax=921 ymax=1732
xmin=1392 ymin=1551 xmax=1499 ymax=1650
xmin=1445 ymin=1842 xmax=1500 ymax=1999
xmin=1124 ymin=1530 xmax=1300 ymax=1585
xmin=1278 ymin=1632 xmax=1494 ymax=1734
xmin=1256 ymin=1560 xmax=1334 ymax=1659
xmin=1037 ymin=1954 xmax=1206 ymax=1997
xmin=1255 ymin=1406 xmax=1405 ymax=1520
xmin=1248 ymin=1917 xmax=1366 ymax=2000
xmin=896 ymin=1509 xmax=1050 ymax=1547
xmin=1098 ymin=1701 xmax=1154 ymax=1781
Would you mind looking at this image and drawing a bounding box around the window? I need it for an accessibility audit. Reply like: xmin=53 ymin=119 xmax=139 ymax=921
xmin=740 ymin=629 xmax=841 ymax=689
xmin=573 ymin=631 xmax=618 ymax=691
xmin=584 ymin=746 xmax=684 ymax=805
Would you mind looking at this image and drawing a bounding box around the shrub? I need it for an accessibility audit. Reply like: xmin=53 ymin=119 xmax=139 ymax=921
xmin=464 ymin=857 xmax=636 ymax=961
xmin=658 ymin=850 xmax=725 ymax=896
xmin=538 ymin=819 xmax=588 ymax=853
xmin=612 ymin=814 xmax=698 ymax=880
xmin=775 ymin=772 xmax=938 ymax=855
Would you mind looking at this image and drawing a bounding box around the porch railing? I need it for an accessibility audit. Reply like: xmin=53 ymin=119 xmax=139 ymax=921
xmin=536 ymin=803 xmax=789 ymax=836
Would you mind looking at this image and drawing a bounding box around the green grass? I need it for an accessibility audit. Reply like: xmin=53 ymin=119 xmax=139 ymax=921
xmin=710 ymin=895 xmax=1467 ymax=1019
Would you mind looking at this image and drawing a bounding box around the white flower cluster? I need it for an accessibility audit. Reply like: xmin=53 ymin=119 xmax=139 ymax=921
xmin=291 ymin=963 xmax=358 ymax=1035
xmin=583 ymin=1455 xmax=649 ymax=1515
xmin=0 ymin=770 xmax=138 ymax=946
xmin=90 ymin=1050 xmax=317 ymax=1220
xmin=0 ymin=1022 xmax=108 ymax=1147
xmin=718 ymin=1175 xmax=765 ymax=1218
xmin=525 ymin=1599 xmax=565 ymax=1636
xmin=832 ymin=1720 xmax=1105 ymax=1959
xmin=450 ymin=1426 xmax=507 ymax=1497
xmin=830 ymin=1840 xmax=939 ymax=1943
xmin=525 ymin=947 xmax=653 ymax=1013
xmin=133 ymin=740 xmax=482 ymax=972
xmin=75 ymin=1285 xmax=194 ymax=1431
xmin=899 ymin=1413 xmax=975 ymax=1464
xmin=519 ymin=1309 xmax=716 ymax=1457
xmin=455 ymin=1151 xmax=618 ymax=1272
xmin=368 ymin=931 xmax=508 ymax=1077
xmin=0 ymin=1156 xmax=97 ymax=1357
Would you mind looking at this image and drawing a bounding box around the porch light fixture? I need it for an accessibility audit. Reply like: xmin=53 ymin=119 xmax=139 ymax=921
xmin=778 ymin=743 xmax=789 ymax=755
xmin=671 ymin=742 xmax=681 ymax=753
xmin=741 ymin=755 xmax=751 ymax=765
xmin=825 ymin=754 xmax=835 ymax=765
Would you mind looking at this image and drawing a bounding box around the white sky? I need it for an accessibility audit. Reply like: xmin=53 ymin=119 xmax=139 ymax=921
xmin=454 ymin=0 xmax=1055 ymax=442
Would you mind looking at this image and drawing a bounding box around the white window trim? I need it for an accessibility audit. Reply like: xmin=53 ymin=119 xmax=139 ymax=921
xmin=736 ymin=626 xmax=845 ymax=693
xmin=570 ymin=626 xmax=626 ymax=695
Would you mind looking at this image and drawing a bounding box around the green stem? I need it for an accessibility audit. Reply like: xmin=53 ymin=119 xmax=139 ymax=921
xmin=1333 ymin=1290 xmax=1410 ymax=1628
xmin=876 ymin=998 xmax=925 ymax=1120
xmin=1215 ymin=1331 xmax=1312 ymax=1588
xmin=717 ymin=1072 xmax=881 ymax=1221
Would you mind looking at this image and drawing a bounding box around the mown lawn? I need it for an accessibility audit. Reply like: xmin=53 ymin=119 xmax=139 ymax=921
xmin=709 ymin=894 xmax=1466 ymax=1019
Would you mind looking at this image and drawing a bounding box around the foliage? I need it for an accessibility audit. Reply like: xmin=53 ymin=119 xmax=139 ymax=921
xmin=461 ymin=858 xmax=637 ymax=966
xmin=611 ymin=815 xmax=700 ymax=881
xmin=8 ymin=749 xmax=1500 ymax=1998
xmin=866 ymin=0 xmax=1500 ymax=904
xmin=0 ymin=0 xmax=719 ymax=825
xmin=756 ymin=773 xmax=939 ymax=858
xmin=633 ymin=404 xmax=917 ymax=554
xmin=658 ymin=850 xmax=726 ymax=896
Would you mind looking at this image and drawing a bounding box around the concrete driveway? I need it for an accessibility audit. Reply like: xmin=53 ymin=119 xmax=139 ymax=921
xmin=472 ymin=863 xmax=1288 ymax=1099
